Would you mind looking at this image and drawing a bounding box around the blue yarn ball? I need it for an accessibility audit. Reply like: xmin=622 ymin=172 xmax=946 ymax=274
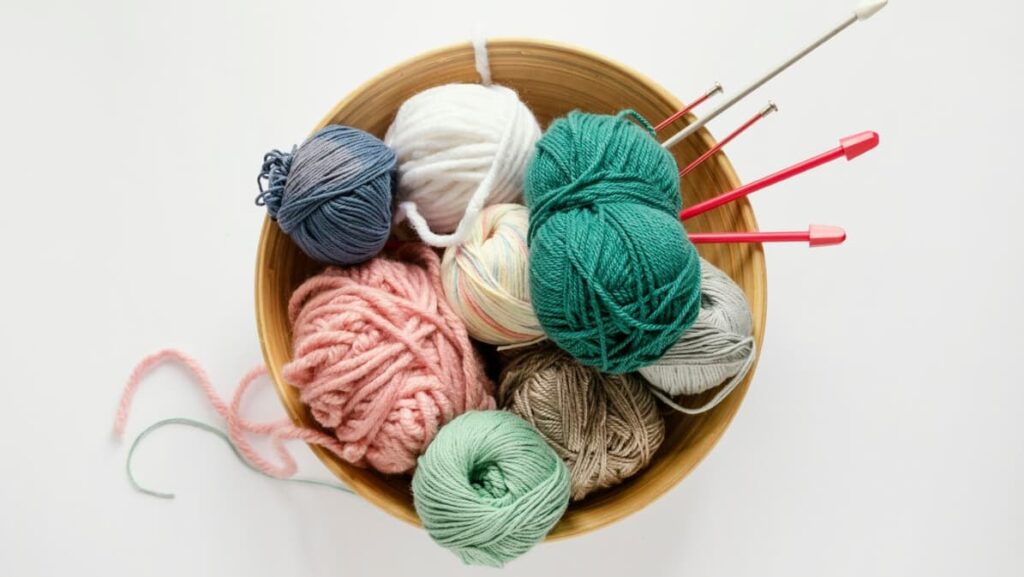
xmin=257 ymin=125 xmax=396 ymax=266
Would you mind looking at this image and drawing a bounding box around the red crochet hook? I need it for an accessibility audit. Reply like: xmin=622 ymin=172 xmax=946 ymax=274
xmin=679 ymin=102 xmax=778 ymax=178
xmin=690 ymin=225 xmax=846 ymax=247
xmin=655 ymin=83 xmax=723 ymax=132
xmin=680 ymin=131 xmax=879 ymax=221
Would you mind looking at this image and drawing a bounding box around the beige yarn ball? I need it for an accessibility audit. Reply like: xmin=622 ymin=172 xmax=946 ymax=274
xmin=498 ymin=346 xmax=665 ymax=500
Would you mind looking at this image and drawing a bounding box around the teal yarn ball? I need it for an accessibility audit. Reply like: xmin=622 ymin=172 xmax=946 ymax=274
xmin=412 ymin=410 xmax=570 ymax=567
xmin=525 ymin=111 xmax=702 ymax=373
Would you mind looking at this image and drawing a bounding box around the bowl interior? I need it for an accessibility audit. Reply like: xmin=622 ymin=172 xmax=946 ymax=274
xmin=255 ymin=38 xmax=766 ymax=540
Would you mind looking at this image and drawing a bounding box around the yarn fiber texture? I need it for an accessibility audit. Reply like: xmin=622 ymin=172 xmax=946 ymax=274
xmin=385 ymin=83 xmax=542 ymax=247
xmin=639 ymin=258 xmax=756 ymax=414
xmin=499 ymin=346 xmax=665 ymax=500
xmin=257 ymin=125 xmax=396 ymax=266
xmin=525 ymin=110 xmax=702 ymax=373
xmin=441 ymin=203 xmax=542 ymax=346
xmin=283 ymin=243 xmax=495 ymax=474
xmin=412 ymin=410 xmax=570 ymax=567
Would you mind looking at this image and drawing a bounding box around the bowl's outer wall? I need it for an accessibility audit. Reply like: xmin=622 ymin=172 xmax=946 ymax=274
xmin=255 ymin=39 xmax=766 ymax=540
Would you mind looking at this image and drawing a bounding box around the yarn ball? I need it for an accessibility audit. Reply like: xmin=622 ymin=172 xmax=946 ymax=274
xmin=499 ymin=346 xmax=665 ymax=500
xmin=385 ymin=83 xmax=542 ymax=247
xmin=257 ymin=125 xmax=396 ymax=266
xmin=525 ymin=110 xmax=702 ymax=373
xmin=412 ymin=410 xmax=570 ymax=567
xmin=639 ymin=258 xmax=756 ymax=413
xmin=440 ymin=203 xmax=543 ymax=346
xmin=283 ymin=243 xmax=495 ymax=474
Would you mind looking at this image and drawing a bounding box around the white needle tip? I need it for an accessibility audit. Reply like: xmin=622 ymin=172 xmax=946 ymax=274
xmin=854 ymin=0 xmax=888 ymax=20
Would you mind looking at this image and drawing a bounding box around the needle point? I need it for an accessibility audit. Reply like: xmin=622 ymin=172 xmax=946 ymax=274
xmin=661 ymin=1 xmax=887 ymax=150
xmin=854 ymin=0 xmax=888 ymax=21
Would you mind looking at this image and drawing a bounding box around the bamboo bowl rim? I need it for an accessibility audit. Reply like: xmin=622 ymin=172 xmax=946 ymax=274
xmin=255 ymin=37 xmax=767 ymax=541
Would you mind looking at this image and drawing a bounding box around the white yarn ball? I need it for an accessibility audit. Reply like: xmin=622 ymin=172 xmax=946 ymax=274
xmin=441 ymin=204 xmax=543 ymax=346
xmin=385 ymin=83 xmax=541 ymax=247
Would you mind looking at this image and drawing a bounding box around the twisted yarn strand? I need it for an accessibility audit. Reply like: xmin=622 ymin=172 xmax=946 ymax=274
xmin=114 ymin=349 xmax=348 ymax=479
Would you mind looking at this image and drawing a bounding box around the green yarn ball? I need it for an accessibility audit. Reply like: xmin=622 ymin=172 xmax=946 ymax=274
xmin=412 ymin=410 xmax=570 ymax=567
xmin=525 ymin=110 xmax=702 ymax=373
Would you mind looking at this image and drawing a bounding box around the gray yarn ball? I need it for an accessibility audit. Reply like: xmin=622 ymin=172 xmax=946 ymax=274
xmin=639 ymin=258 xmax=755 ymax=412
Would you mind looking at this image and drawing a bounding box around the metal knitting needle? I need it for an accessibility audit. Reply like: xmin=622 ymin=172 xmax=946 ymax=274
xmin=680 ymin=131 xmax=878 ymax=221
xmin=654 ymin=83 xmax=724 ymax=132
xmin=679 ymin=102 xmax=778 ymax=178
xmin=661 ymin=0 xmax=889 ymax=150
xmin=689 ymin=225 xmax=846 ymax=247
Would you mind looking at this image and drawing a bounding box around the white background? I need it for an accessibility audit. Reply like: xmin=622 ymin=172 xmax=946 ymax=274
xmin=2 ymin=0 xmax=1021 ymax=575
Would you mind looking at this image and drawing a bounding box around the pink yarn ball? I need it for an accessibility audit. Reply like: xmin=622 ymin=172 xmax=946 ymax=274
xmin=283 ymin=243 xmax=496 ymax=474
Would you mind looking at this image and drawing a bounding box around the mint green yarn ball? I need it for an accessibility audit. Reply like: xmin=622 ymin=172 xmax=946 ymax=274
xmin=412 ymin=411 xmax=570 ymax=567
xmin=525 ymin=110 xmax=702 ymax=373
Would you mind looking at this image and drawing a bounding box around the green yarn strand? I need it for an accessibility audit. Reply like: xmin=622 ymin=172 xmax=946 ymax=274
xmin=412 ymin=411 xmax=570 ymax=567
xmin=525 ymin=110 xmax=702 ymax=373
xmin=125 ymin=418 xmax=351 ymax=499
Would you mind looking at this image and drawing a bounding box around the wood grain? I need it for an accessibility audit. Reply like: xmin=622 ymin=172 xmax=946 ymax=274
xmin=254 ymin=38 xmax=767 ymax=540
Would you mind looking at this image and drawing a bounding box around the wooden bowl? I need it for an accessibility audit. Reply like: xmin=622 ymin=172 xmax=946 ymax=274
xmin=255 ymin=38 xmax=766 ymax=540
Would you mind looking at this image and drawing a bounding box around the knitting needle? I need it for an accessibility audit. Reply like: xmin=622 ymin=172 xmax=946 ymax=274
xmin=655 ymin=83 xmax=724 ymax=132
xmin=680 ymin=131 xmax=878 ymax=221
xmin=661 ymin=0 xmax=888 ymax=150
xmin=679 ymin=102 xmax=778 ymax=178
xmin=689 ymin=225 xmax=846 ymax=247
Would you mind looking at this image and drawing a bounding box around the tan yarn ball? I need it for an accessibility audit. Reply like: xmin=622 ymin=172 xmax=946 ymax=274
xmin=498 ymin=346 xmax=665 ymax=500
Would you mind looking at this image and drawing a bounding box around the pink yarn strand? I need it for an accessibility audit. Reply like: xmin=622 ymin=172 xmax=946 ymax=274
xmin=114 ymin=349 xmax=347 ymax=479
xmin=115 ymin=243 xmax=495 ymax=478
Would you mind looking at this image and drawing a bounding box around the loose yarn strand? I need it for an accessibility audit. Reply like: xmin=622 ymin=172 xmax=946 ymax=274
xmin=114 ymin=349 xmax=349 ymax=479
xmin=126 ymin=417 xmax=351 ymax=499
xmin=639 ymin=258 xmax=757 ymax=407
xmin=649 ymin=338 xmax=756 ymax=415
xmin=472 ymin=35 xmax=492 ymax=85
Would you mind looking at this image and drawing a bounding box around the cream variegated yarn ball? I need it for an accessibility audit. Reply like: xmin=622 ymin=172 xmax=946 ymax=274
xmin=385 ymin=82 xmax=541 ymax=248
xmin=441 ymin=204 xmax=543 ymax=346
